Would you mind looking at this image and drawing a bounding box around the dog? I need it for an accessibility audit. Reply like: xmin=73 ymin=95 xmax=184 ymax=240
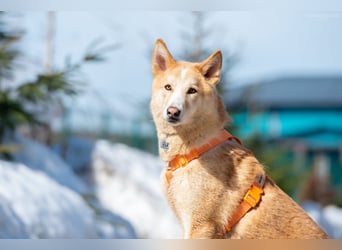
xmin=150 ymin=38 xmax=328 ymax=239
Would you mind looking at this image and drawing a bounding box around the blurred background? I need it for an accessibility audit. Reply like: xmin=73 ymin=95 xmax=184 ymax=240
xmin=0 ymin=11 xmax=341 ymax=238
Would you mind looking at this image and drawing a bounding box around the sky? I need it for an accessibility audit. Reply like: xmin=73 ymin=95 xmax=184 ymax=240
xmin=6 ymin=10 xmax=342 ymax=132
xmin=2 ymin=0 xmax=342 ymax=11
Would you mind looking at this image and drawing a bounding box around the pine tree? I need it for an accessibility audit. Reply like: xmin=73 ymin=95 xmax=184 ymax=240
xmin=0 ymin=12 xmax=32 ymax=145
xmin=0 ymin=12 xmax=116 ymax=158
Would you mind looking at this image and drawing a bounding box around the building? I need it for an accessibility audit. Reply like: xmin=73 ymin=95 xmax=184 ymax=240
xmin=225 ymin=76 xmax=342 ymax=203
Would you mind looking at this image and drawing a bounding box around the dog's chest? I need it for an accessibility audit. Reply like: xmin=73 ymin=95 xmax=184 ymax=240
xmin=167 ymin=167 xmax=197 ymax=236
xmin=165 ymin=162 xmax=222 ymax=227
xmin=169 ymin=167 xmax=195 ymax=209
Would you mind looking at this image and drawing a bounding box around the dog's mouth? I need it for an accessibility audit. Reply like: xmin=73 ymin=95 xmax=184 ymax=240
xmin=166 ymin=117 xmax=181 ymax=125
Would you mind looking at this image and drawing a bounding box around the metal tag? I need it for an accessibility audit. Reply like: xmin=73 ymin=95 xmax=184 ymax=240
xmin=256 ymin=173 xmax=266 ymax=188
xmin=160 ymin=139 xmax=169 ymax=150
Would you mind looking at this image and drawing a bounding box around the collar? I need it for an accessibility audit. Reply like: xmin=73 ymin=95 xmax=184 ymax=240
xmin=166 ymin=129 xmax=242 ymax=184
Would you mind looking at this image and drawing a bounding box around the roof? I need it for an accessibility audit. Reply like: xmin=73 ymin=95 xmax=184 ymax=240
xmin=225 ymin=76 xmax=342 ymax=109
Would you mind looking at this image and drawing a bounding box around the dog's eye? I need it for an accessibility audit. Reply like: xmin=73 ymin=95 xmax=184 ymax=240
xmin=164 ymin=84 xmax=172 ymax=91
xmin=187 ymin=87 xmax=197 ymax=94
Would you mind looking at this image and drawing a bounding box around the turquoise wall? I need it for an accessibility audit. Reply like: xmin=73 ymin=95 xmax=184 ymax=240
xmin=232 ymin=109 xmax=342 ymax=192
xmin=233 ymin=110 xmax=342 ymax=149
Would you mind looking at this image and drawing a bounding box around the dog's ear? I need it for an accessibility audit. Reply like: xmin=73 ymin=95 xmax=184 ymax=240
xmin=152 ymin=39 xmax=175 ymax=75
xmin=198 ymin=50 xmax=222 ymax=85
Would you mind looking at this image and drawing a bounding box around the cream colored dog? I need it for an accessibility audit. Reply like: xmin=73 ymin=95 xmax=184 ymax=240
xmin=150 ymin=38 xmax=328 ymax=239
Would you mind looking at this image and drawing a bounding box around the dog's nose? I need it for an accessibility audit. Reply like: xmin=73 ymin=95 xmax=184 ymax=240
xmin=167 ymin=106 xmax=181 ymax=119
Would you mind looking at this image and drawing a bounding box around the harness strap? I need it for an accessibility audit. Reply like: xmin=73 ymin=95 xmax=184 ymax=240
xmin=224 ymin=173 xmax=267 ymax=233
xmin=166 ymin=130 xmax=241 ymax=183
xmin=165 ymin=129 xmax=267 ymax=235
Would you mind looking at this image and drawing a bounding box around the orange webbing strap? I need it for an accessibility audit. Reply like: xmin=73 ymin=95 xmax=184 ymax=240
xmin=225 ymin=173 xmax=267 ymax=233
xmin=168 ymin=130 xmax=234 ymax=171
xmin=166 ymin=130 xmax=240 ymax=184
xmin=168 ymin=130 xmax=241 ymax=170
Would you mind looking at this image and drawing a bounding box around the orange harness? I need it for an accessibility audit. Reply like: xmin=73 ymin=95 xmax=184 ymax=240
xmin=165 ymin=129 xmax=266 ymax=234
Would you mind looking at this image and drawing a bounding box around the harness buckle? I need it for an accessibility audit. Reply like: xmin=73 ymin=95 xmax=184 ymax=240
xmin=178 ymin=156 xmax=189 ymax=166
xmin=243 ymin=184 xmax=264 ymax=208
xmin=175 ymin=149 xmax=199 ymax=168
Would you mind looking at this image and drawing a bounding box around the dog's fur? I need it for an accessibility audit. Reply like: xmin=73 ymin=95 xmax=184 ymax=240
xmin=150 ymin=38 xmax=328 ymax=239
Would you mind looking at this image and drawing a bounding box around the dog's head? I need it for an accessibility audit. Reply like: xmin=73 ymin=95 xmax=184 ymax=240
xmin=150 ymin=39 xmax=223 ymax=127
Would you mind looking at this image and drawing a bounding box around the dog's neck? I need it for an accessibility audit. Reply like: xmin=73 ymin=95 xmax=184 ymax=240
xmin=156 ymin=98 xmax=230 ymax=162
xmin=157 ymin=126 xmax=221 ymax=162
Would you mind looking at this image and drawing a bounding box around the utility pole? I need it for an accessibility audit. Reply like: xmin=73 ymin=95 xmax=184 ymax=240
xmin=43 ymin=12 xmax=56 ymax=146
xmin=45 ymin=12 xmax=55 ymax=74
xmin=191 ymin=11 xmax=205 ymax=62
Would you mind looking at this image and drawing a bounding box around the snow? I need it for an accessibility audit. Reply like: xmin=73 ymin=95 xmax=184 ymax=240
xmin=52 ymin=136 xmax=94 ymax=174
xmin=302 ymin=201 xmax=342 ymax=239
xmin=0 ymin=197 xmax=28 ymax=238
xmin=0 ymin=160 xmax=96 ymax=238
xmin=91 ymin=140 xmax=181 ymax=238
xmin=1 ymin=133 xmax=341 ymax=238
xmin=53 ymin=137 xmax=181 ymax=238
xmin=0 ymin=134 xmax=136 ymax=238
xmin=5 ymin=134 xmax=87 ymax=193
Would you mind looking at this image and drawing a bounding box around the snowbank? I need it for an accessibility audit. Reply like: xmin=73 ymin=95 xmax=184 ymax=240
xmin=0 ymin=134 xmax=136 ymax=239
xmin=91 ymin=140 xmax=181 ymax=238
xmin=0 ymin=160 xmax=96 ymax=238
xmin=302 ymin=201 xmax=342 ymax=239
xmin=7 ymin=134 xmax=87 ymax=193
xmin=52 ymin=136 xmax=94 ymax=174
xmin=0 ymin=197 xmax=28 ymax=238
